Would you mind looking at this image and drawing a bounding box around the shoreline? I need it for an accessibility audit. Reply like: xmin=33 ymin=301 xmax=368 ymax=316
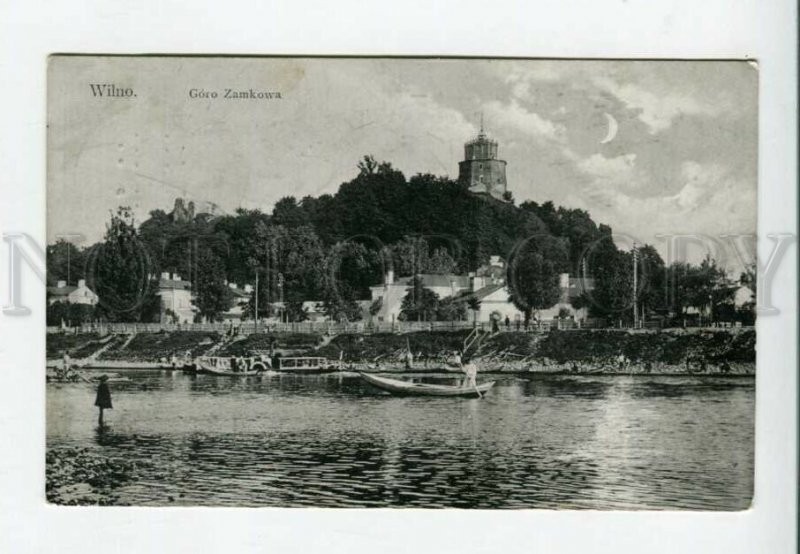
xmin=46 ymin=358 xmax=755 ymax=377
xmin=47 ymin=327 xmax=756 ymax=377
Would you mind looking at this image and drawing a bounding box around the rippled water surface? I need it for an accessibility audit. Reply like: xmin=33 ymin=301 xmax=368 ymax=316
xmin=47 ymin=371 xmax=754 ymax=509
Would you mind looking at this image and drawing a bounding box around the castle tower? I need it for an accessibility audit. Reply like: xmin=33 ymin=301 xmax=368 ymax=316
xmin=457 ymin=120 xmax=508 ymax=200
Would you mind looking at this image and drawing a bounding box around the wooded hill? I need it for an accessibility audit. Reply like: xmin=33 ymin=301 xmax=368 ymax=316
xmin=47 ymin=156 xmax=750 ymax=324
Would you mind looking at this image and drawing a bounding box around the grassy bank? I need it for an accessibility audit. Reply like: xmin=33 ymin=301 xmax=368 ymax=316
xmin=47 ymin=327 xmax=755 ymax=374
xmin=314 ymin=331 xmax=473 ymax=362
xmin=46 ymin=333 xmax=103 ymax=359
xmin=99 ymin=331 xmax=221 ymax=361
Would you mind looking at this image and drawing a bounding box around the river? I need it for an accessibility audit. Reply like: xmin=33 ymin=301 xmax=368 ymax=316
xmin=46 ymin=371 xmax=754 ymax=509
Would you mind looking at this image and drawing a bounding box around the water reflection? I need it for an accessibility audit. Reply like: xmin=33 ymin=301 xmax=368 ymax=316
xmin=47 ymin=371 xmax=754 ymax=509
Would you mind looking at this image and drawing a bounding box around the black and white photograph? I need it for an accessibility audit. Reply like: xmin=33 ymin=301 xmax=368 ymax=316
xmin=45 ymin=56 xmax=759 ymax=509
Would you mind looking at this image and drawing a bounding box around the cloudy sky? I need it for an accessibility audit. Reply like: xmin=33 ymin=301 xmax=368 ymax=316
xmin=48 ymin=57 xmax=757 ymax=269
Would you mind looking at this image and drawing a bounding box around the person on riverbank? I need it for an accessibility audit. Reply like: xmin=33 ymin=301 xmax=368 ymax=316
xmin=95 ymin=375 xmax=112 ymax=427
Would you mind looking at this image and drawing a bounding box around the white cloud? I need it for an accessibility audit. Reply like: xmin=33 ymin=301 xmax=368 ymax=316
xmin=484 ymin=99 xmax=565 ymax=143
xmin=593 ymin=77 xmax=728 ymax=134
xmin=577 ymin=153 xmax=637 ymax=182
xmin=565 ymin=159 xmax=755 ymax=268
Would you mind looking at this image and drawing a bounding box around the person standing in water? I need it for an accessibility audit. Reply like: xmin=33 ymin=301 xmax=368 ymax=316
xmin=460 ymin=358 xmax=478 ymax=389
xmin=95 ymin=375 xmax=112 ymax=427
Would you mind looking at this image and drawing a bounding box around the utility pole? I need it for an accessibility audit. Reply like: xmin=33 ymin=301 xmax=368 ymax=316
xmin=65 ymin=241 xmax=71 ymax=285
xmin=254 ymin=270 xmax=259 ymax=334
xmin=632 ymin=242 xmax=638 ymax=328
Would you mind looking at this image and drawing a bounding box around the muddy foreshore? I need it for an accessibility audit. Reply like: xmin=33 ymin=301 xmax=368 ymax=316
xmin=46 ymin=446 xmax=146 ymax=506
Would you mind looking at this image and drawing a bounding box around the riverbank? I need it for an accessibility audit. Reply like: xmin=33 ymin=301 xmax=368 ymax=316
xmin=46 ymin=327 xmax=755 ymax=375
xmin=321 ymin=328 xmax=755 ymax=375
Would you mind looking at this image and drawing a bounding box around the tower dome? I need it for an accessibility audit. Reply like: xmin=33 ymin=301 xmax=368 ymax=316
xmin=457 ymin=123 xmax=508 ymax=200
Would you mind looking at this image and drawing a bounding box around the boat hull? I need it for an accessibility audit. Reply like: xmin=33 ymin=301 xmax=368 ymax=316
xmin=202 ymin=369 xmax=264 ymax=376
xmin=195 ymin=357 xmax=269 ymax=376
xmin=359 ymin=372 xmax=495 ymax=397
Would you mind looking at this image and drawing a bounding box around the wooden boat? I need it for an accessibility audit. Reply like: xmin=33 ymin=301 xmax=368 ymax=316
xmin=194 ymin=355 xmax=270 ymax=376
xmin=273 ymin=356 xmax=337 ymax=374
xmin=359 ymin=372 xmax=495 ymax=397
xmin=46 ymin=370 xmax=130 ymax=384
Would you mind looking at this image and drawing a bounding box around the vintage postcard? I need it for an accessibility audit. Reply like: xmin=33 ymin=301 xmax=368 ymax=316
xmin=46 ymin=56 xmax=757 ymax=509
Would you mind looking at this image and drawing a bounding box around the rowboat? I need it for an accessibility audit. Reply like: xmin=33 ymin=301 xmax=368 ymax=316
xmin=359 ymin=372 xmax=495 ymax=397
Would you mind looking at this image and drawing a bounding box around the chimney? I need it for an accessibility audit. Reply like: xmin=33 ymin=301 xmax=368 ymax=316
xmin=57 ymin=280 xmax=66 ymax=288
xmin=385 ymin=268 xmax=395 ymax=285
xmin=244 ymin=284 xmax=253 ymax=293
xmin=229 ymin=283 xmax=238 ymax=289
xmin=161 ymin=272 xmax=170 ymax=280
xmin=559 ymin=273 xmax=570 ymax=289
xmin=173 ymin=273 xmax=181 ymax=281
xmin=77 ymin=279 xmax=86 ymax=288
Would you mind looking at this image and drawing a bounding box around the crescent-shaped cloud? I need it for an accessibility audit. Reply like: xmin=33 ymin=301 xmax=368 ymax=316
xmin=600 ymin=112 xmax=618 ymax=144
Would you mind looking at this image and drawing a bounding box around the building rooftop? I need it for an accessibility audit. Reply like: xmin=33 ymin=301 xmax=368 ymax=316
xmin=158 ymin=278 xmax=192 ymax=291
xmin=463 ymin=283 xmax=506 ymax=301
xmin=47 ymin=285 xmax=78 ymax=296
xmin=394 ymin=274 xmax=472 ymax=289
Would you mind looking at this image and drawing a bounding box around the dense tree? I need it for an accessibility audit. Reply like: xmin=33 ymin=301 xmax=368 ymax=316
xmin=285 ymin=300 xmax=308 ymax=322
xmin=46 ymin=302 xmax=69 ymax=327
xmin=663 ymin=256 xmax=737 ymax=321
xmin=52 ymin=156 xmax=740 ymax=326
xmin=213 ymin=208 xmax=271 ymax=285
xmin=506 ymin=234 xmax=569 ymax=324
xmin=636 ymin=244 xmax=667 ymax=316
xmin=46 ymin=301 xmax=98 ymax=327
xmin=390 ymin=236 xmax=459 ymax=276
xmin=271 ymin=197 xmax=307 ymax=228
xmin=436 ymin=297 xmax=467 ymax=321
xmin=466 ymin=296 xmax=482 ymax=325
xmin=739 ymin=263 xmax=757 ymax=298
xmin=194 ymin=248 xmax=233 ymax=321
xmin=86 ymin=207 xmax=159 ymax=322
xmin=400 ymin=276 xmax=441 ymax=321
xmin=321 ymin=291 xmax=363 ymax=322
xmin=46 ymin=240 xmax=86 ymax=286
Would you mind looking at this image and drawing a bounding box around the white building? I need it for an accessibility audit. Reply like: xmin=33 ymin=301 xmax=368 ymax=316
xmin=368 ymin=260 xmax=594 ymax=324
xmin=369 ymin=269 xmax=473 ymax=322
xmin=734 ymin=285 xmax=755 ymax=308
xmin=221 ymin=283 xmax=252 ymax=321
xmin=47 ymin=279 xmax=98 ymax=306
xmin=466 ymin=273 xmax=594 ymax=323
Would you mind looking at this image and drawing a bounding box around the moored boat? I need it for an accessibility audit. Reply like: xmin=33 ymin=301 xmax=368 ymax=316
xmin=194 ymin=355 xmax=270 ymax=376
xmin=273 ymin=356 xmax=338 ymax=374
xmin=359 ymin=372 xmax=495 ymax=397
